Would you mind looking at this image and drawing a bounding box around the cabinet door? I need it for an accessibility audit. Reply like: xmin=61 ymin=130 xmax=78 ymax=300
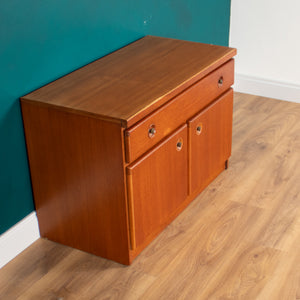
xmin=188 ymin=89 xmax=233 ymax=194
xmin=127 ymin=125 xmax=188 ymax=249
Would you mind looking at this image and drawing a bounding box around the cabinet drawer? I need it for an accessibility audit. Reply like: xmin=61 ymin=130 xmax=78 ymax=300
xmin=125 ymin=59 xmax=234 ymax=163
xmin=188 ymin=88 xmax=233 ymax=194
xmin=126 ymin=125 xmax=188 ymax=249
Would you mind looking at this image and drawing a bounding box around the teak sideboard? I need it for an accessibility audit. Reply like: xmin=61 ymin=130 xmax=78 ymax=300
xmin=21 ymin=36 xmax=237 ymax=265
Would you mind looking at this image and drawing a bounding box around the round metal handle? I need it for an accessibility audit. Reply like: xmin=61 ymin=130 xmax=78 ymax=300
xmin=176 ymin=139 xmax=183 ymax=151
xmin=218 ymin=76 xmax=223 ymax=87
xmin=148 ymin=126 xmax=156 ymax=138
xmin=196 ymin=123 xmax=202 ymax=135
xmin=196 ymin=125 xmax=202 ymax=135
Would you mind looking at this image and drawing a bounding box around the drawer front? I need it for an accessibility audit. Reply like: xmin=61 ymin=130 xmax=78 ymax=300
xmin=188 ymin=89 xmax=233 ymax=195
xmin=126 ymin=125 xmax=188 ymax=249
xmin=125 ymin=59 xmax=234 ymax=163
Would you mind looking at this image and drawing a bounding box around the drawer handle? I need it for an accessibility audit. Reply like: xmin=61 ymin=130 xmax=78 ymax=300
xmin=176 ymin=138 xmax=183 ymax=151
xmin=218 ymin=76 xmax=223 ymax=87
xmin=196 ymin=124 xmax=202 ymax=135
xmin=148 ymin=126 xmax=156 ymax=138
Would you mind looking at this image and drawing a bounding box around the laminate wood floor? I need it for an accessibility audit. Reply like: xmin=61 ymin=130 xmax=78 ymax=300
xmin=1 ymin=92 xmax=300 ymax=300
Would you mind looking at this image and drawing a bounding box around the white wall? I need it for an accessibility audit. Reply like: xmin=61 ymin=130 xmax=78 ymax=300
xmin=0 ymin=212 xmax=39 ymax=268
xmin=230 ymin=0 xmax=300 ymax=103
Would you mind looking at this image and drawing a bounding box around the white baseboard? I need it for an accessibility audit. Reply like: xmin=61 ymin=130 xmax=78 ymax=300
xmin=0 ymin=212 xmax=40 ymax=269
xmin=234 ymin=73 xmax=300 ymax=104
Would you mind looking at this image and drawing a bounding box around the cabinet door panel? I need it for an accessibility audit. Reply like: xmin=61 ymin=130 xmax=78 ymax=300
xmin=189 ymin=89 xmax=233 ymax=194
xmin=127 ymin=125 xmax=188 ymax=249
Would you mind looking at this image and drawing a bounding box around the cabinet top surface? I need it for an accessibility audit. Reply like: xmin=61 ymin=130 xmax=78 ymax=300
xmin=22 ymin=36 xmax=236 ymax=127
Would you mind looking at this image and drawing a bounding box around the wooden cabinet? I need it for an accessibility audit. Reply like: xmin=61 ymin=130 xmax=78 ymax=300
xmin=20 ymin=36 xmax=236 ymax=264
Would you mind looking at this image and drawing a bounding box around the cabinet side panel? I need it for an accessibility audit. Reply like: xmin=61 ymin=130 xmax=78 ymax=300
xmin=21 ymin=102 xmax=130 ymax=264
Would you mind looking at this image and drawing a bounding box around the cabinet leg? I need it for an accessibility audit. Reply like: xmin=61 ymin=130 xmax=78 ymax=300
xmin=225 ymin=159 xmax=229 ymax=170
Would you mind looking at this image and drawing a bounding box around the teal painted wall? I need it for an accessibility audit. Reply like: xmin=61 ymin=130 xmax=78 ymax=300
xmin=0 ymin=0 xmax=231 ymax=234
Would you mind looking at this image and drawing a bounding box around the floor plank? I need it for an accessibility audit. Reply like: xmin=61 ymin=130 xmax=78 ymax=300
xmin=0 ymin=92 xmax=299 ymax=300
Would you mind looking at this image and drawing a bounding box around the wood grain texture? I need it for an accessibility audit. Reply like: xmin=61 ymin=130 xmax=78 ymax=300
xmin=125 ymin=59 xmax=234 ymax=163
xmin=189 ymin=89 xmax=233 ymax=194
xmin=21 ymin=102 xmax=130 ymax=265
xmin=127 ymin=125 xmax=188 ymax=249
xmin=3 ymin=93 xmax=300 ymax=299
xmin=21 ymin=36 xmax=236 ymax=127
